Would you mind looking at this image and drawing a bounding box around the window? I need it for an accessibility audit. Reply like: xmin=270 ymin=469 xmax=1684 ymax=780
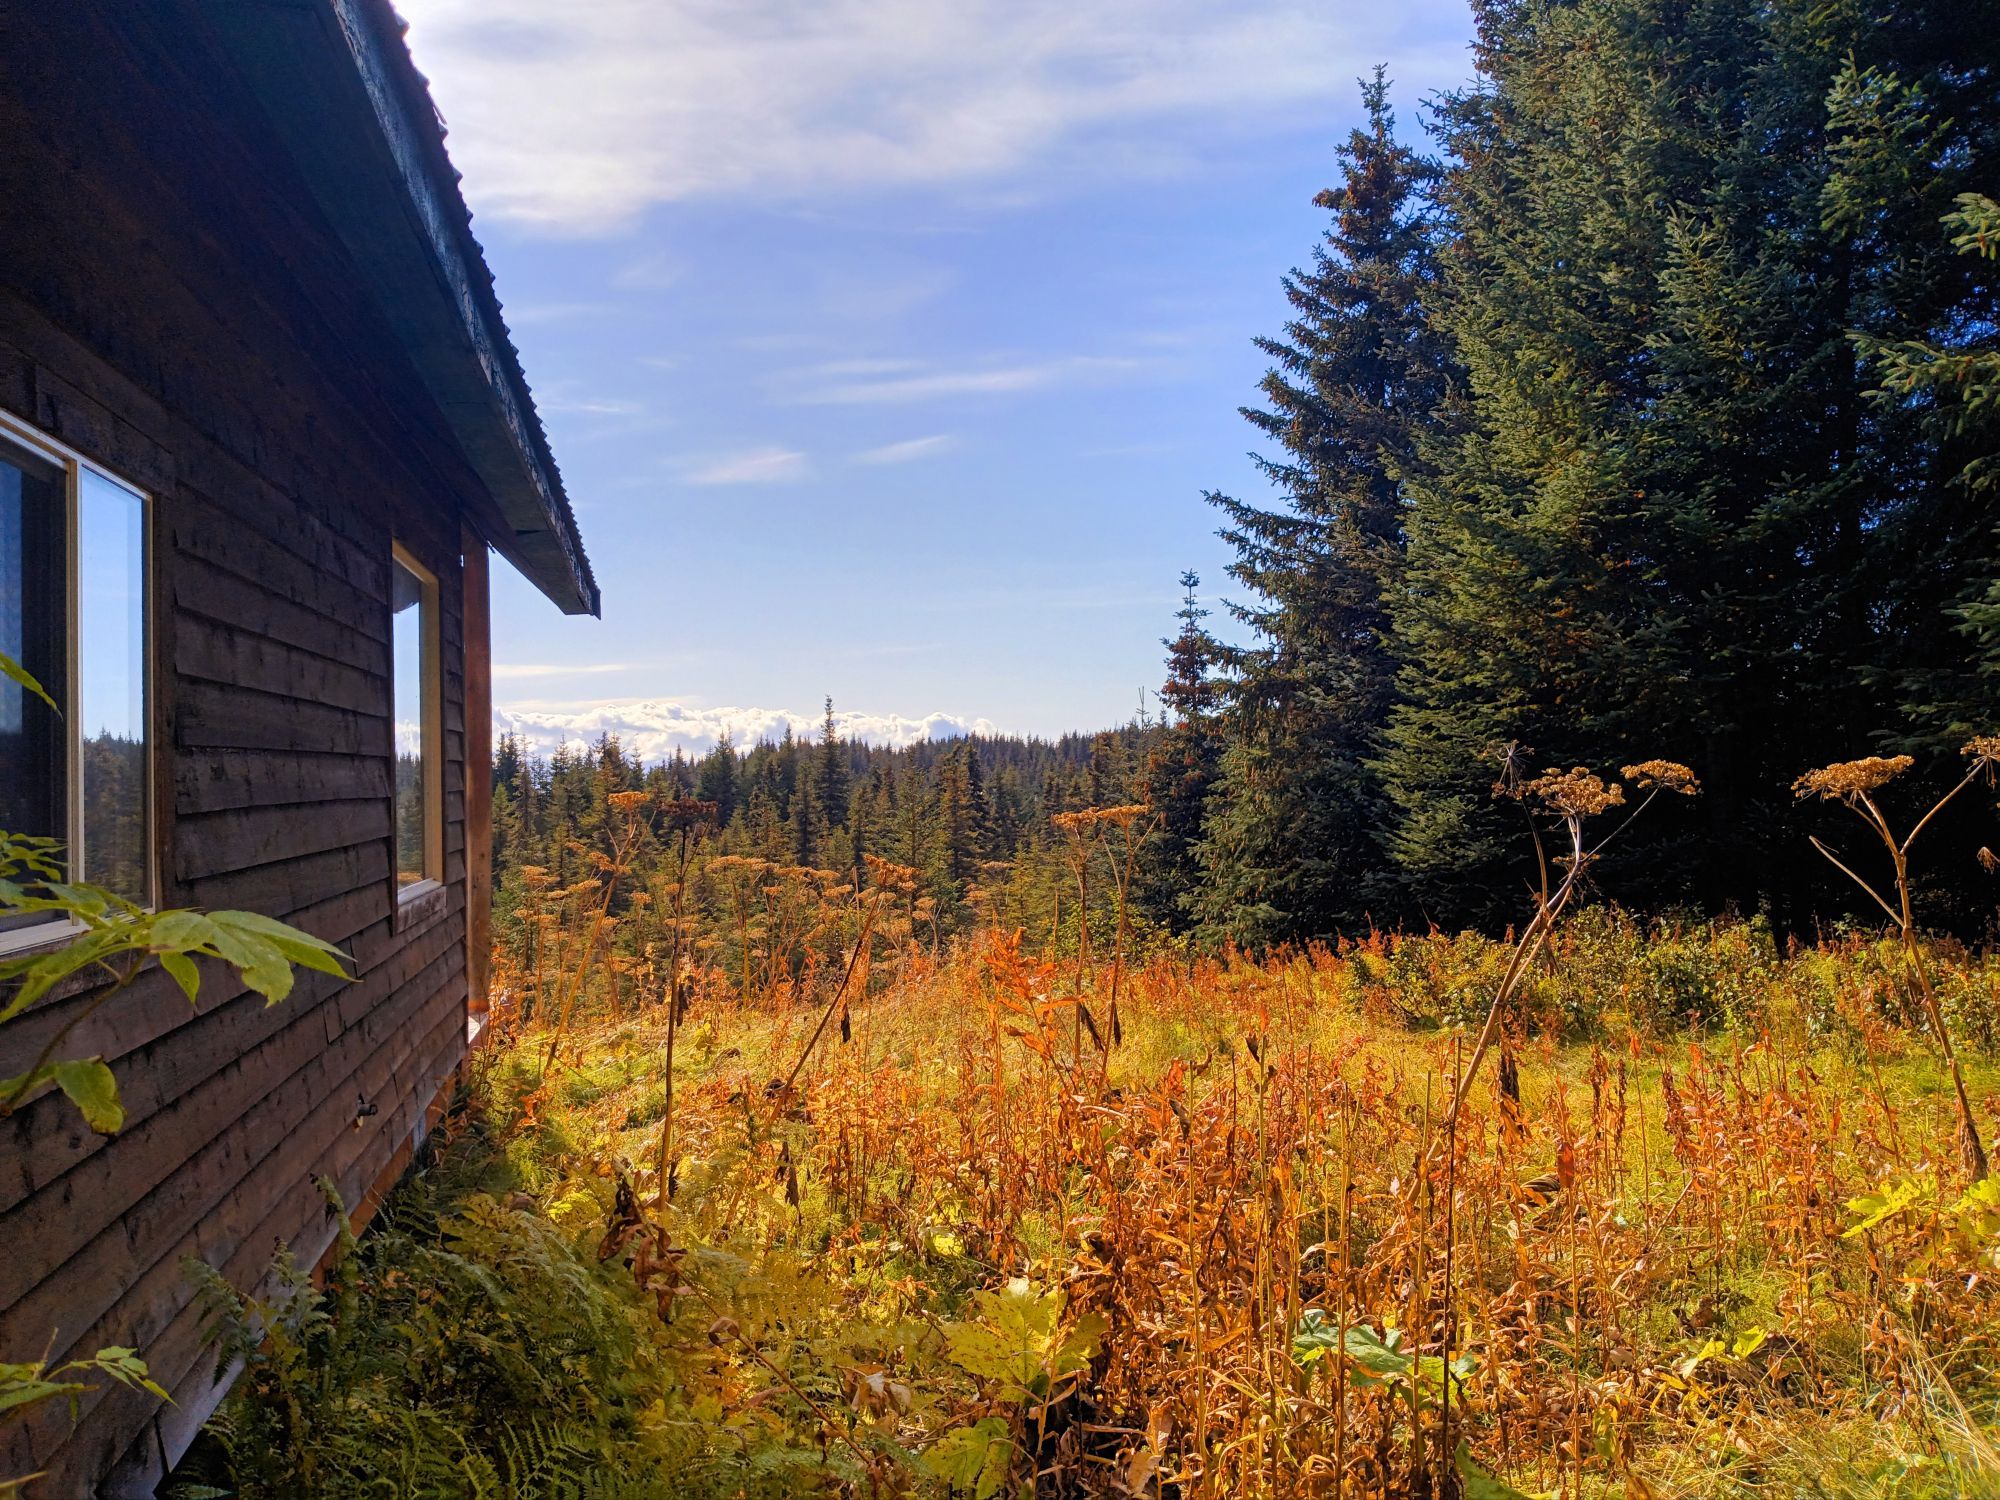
xmin=390 ymin=544 xmax=441 ymax=898
xmin=0 ymin=415 xmax=150 ymax=944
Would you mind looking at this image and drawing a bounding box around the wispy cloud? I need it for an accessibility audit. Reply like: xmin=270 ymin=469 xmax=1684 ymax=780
xmin=538 ymin=392 xmax=645 ymax=416
xmin=686 ymin=446 xmax=808 ymax=484
xmin=502 ymin=300 xmax=614 ymax=324
xmin=853 ymin=434 xmax=954 ymax=464
xmin=397 ymin=0 xmax=1471 ymax=234
xmin=805 ymin=357 xmax=927 ymax=379
xmin=492 ymin=661 xmax=641 ymax=680
xmin=612 ymin=251 xmax=684 ymax=289
xmin=786 ymin=354 xmax=1165 ymax=405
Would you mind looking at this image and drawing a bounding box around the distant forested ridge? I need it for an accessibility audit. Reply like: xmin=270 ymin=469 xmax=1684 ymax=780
xmin=1183 ymin=1 xmax=2000 ymax=941
xmin=490 ymin=707 xmax=1168 ymax=948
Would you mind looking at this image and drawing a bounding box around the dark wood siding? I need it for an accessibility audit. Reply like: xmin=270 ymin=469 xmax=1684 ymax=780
xmin=0 ymin=3 xmax=497 ymax=1489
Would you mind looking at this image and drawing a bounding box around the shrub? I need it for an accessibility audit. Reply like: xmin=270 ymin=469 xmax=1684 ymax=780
xmin=1629 ymin=922 xmax=1772 ymax=1033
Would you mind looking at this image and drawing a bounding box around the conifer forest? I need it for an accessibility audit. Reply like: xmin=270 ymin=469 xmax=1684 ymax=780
xmin=7 ymin=1 xmax=2000 ymax=1497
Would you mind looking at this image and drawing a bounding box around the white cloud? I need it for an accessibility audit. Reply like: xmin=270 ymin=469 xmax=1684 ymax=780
xmin=492 ymin=662 xmax=640 ymax=680
xmin=538 ymin=392 xmax=644 ymax=416
xmin=686 ymin=446 xmax=807 ymax=484
xmin=853 ymin=434 xmax=953 ymax=464
xmin=502 ymin=300 xmax=613 ymax=324
xmin=786 ymin=354 xmax=1161 ymax=405
xmin=612 ymin=251 xmax=685 ymax=289
xmin=396 ymin=0 xmax=1470 ymax=234
xmin=495 ymin=698 xmax=1000 ymax=762
xmin=804 ymin=357 xmax=927 ymax=379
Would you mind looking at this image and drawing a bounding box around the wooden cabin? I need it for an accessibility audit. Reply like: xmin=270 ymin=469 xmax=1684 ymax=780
xmin=0 ymin=2 xmax=598 ymax=1490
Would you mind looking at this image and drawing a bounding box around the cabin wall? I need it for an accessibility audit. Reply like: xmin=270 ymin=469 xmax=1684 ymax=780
xmin=0 ymin=3 xmax=492 ymax=1491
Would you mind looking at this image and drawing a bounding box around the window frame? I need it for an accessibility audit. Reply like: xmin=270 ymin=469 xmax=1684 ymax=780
xmin=0 ymin=408 xmax=155 ymax=956
xmin=389 ymin=540 xmax=444 ymax=922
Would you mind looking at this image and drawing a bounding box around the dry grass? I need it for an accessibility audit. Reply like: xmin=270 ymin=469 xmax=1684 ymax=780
xmin=469 ymin=924 xmax=2000 ymax=1498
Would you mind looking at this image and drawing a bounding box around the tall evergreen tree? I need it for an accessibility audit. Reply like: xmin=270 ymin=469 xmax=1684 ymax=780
xmin=1378 ymin=0 xmax=2000 ymax=926
xmin=1139 ymin=571 xmax=1223 ymax=931
xmin=937 ymin=746 xmax=983 ymax=888
xmin=1197 ymin=70 xmax=1452 ymax=943
xmin=817 ymin=697 xmax=850 ymax=836
xmin=694 ymin=737 xmax=739 ymax=827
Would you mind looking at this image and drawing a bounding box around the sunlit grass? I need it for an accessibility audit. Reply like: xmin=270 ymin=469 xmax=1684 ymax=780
xmin=453 ymin=923 xmax=2000 ymax=1497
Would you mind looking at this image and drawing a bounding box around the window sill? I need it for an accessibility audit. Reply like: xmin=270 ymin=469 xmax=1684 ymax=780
xmin=0 ymin=917 xmax=87 ymax=961
xmin=395 ymin=879 xmax=447 ymax=934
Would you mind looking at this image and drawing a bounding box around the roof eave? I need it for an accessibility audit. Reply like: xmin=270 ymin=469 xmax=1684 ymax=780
xmin=208 ymin=0 xmax=600 ymax=617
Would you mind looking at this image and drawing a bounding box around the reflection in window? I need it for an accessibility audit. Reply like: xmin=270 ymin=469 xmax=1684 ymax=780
xmin=0 ymin=421 xmax=151 ymax=936
xmin=0 ymin=436 xmax=65 ymax=851
xmin=79 ymin=470 xmax=148 ymax=904
xmin=392 ymin=548 xmax=439 ymax=892
xmin=0 ymin=436 xmax=66 ymax=936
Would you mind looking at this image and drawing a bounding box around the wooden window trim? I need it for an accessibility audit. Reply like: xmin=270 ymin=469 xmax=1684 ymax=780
xmin=389 ymin=541 xmax=444 ymax=930
xmin=0 ymin=408 xmax=155 ymax=955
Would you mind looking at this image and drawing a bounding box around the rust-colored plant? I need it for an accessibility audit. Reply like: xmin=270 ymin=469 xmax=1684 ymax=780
xmin=1794 ymin=737 xmax=2000 ymax=1180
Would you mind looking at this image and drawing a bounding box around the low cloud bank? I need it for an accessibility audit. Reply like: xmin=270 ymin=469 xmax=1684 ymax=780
xmin=495 ymin=699 xmax=1000 ymax=763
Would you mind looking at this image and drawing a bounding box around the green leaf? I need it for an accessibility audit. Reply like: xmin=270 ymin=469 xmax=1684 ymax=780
xmin=160 ymin=950 xmax=200 ymax=1004
xmin=0 ymin=1372 xmax=85 ymax=1417
xmin=209 ymin=910 xmax=350 ymax=978
xmin=0 ymin=1057 xmax=123 ymax=1132
xmin=945 ymin=1279 xmax=1061 ymax=1389
xmin=1843 ymin=1176 xmax=1933 ymax=1239
xmin=1954 ymin=1178 xmax=2000 ymax=1241
xmin=1676 ymin=1337 xmax=1728 ymax=1379
xmin=1049 ymin=1310 xmax=1106 ymax=1382
xmin=39 ymin=881 xmax=112 ymax=919
xmin=1457 ymin=1443 xmax=1547 ymax=1500
xmin=1293 ymin=1313 xmax=1413 ymax=1385
xmin=206 ymin=911 xmax=351 ymax=1000
xmin=52 ymin=1058 xmax=124 ymax=1134
xmin=81 ymin=1346 xmax=168 ymax=1401
xmin=0 ymin=650 xmax=57 ymax=714
xmin=147 ymin=910 xmax=220 ymax=953
xmin=0 ymin=834 xmax=63 ymax=881
xmin=0 ymin=927 xmax=125 ymax=1022
xmin=1729 ymin=1326 xmax=1768 ymax=1361
xmin=204 ymin=921 xmax=293 ymax=1004
xmin=920 ymin=1418 xmax=1014 ymax=1499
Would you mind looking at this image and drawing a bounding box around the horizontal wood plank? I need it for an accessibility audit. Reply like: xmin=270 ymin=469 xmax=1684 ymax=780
xmin=174 ymin=798 xmax=391 ymax=879
xmin=175 ymin=748 xmax=391 ymax=816
xmin=176 ymin=680 xmax=389 ymax=757
xmin=173 ymin=611 xmax=383 ymax=714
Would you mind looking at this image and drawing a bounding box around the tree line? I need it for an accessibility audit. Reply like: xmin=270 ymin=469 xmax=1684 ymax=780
xmin=489 ymin=706 xmax=1173 ymax=958
xmin=491 ymin=0 xmax=1998 ymax=955
xmin=1165 ymin=0 xmax=1999 ymax=943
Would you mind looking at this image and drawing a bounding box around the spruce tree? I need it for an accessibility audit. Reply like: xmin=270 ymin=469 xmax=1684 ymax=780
xmin=694 ymin=737 xmax=739 ymax=827
xmin=817 ymin=697 xmax=850 ymax=836
xmin=1378 ymin=0 xmax=2000 ymax=926
xmin=937 ymin=746 xmax=981 ymax=888
xmin=1198 ymin=70 xmax=1452 ymax=943
xmin=1139 ymin=571 xmax=1223 ymax=931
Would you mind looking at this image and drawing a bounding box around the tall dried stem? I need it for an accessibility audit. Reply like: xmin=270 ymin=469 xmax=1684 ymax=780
xmin=1443 ymin=758 xmax=1697 ymax=1133
xmin=1795 ymin=739 xmax=1998 ymax=1181
xmin=539 ymin=794 xmax=650 ymax=1077
xmin=651 ymin=799 xmax=716 ymax=1207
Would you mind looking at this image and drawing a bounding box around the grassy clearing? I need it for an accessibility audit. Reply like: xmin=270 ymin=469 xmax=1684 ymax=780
xmin=178 ymin=921 xmax=2000 ymax=1498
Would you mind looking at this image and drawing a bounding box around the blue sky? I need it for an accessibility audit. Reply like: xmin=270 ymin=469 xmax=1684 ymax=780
xmin=397 ymin=0 xmax=1477 ymax=742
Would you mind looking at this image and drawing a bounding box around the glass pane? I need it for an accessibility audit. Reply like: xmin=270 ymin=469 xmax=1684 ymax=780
xmin=392 ymin=554 xmax=432 ymax=889
xmin=0 ymin=437 xmax=67 ymax=917
xmin=78 ymin=469 xmax=148 ymax=905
